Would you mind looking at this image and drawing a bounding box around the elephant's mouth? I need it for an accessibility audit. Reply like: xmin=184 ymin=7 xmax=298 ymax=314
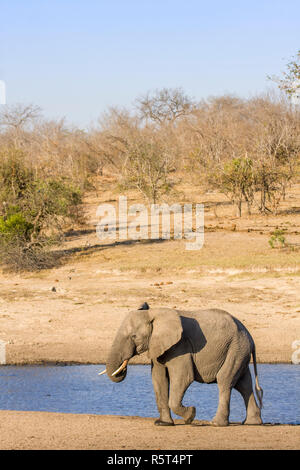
xmin=99 ymin=359 xmax=130 ymax=382
xmin=111 ymin=359 xmax=128 ymax=378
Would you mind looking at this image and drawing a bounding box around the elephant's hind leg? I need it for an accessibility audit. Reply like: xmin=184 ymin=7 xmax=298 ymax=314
xmin=167 ymin=355 xmax=196 ymax=424
xmin=234 ymin=366 xmax=262 ymax=425
xmin=211 ymin=384 xmax=232 ymax=427
xmin=212 ymin=349 xmax=243 ymax=426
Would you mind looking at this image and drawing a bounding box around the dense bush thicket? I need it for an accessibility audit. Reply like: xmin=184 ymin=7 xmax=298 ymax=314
xmin=0 ymin=146 xmax=83 ymax=270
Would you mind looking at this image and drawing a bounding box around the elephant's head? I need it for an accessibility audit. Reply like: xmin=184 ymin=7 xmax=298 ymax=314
xmin=102 ymin=306 xmax=183 ymax=383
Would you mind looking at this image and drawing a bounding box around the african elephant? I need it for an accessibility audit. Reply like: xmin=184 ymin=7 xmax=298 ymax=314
xmin=100 ymin=303 xmax=263 ymax=426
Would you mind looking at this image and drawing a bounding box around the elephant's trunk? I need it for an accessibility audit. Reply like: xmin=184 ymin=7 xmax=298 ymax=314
xmin=105 ymin=336 xmax=135 ymax=383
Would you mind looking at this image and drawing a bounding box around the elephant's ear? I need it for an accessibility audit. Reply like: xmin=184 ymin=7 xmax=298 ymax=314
xmin=148 ymin=309 xmax=183 ymax=359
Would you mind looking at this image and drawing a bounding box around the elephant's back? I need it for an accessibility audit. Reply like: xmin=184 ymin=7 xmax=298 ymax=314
xmin=183 ymin=308 xmax=239 ymax=330
xmin=185 ymin=308 xmax=239 ymax=343
xmin=187 ymin=308 xmax=252 ymax=342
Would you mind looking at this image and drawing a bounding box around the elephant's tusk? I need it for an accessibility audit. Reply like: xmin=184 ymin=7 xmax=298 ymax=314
xmin=111 ymin=360 xmax=128 ymax=377
xmin=98 ymin=369 xmax=107 ymax=376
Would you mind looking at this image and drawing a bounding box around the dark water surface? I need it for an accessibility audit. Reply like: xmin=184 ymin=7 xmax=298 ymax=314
xmin=0 ymin=364 xmax=299 ymax=424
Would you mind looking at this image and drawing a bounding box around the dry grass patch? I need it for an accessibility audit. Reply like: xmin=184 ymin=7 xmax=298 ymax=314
xmin=70 ymin=231 xmax=300 ymax=275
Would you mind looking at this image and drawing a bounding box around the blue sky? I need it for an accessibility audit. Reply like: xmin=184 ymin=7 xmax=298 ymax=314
xmin=0 ymin=0 xmax=299 ymax=128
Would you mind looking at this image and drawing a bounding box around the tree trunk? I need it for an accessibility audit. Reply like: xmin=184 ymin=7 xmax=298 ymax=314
xmin=236 ymin=200 xmax=242 ymax=217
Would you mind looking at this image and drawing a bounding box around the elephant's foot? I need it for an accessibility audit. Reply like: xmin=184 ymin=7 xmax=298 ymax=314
xmin=243 ymin=415 xmax=263 ymax=425
xmin=210 ymin=416 xmax=229 ymax=427
xmin=154 ymin=419 xmax=174 ymax=426
xmin=184 ymin=406 xmax=196 ymax=425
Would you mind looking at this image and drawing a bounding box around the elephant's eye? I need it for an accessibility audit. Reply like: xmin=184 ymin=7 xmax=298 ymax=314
xmin=132 ymin=334 xmax=137 ymax=340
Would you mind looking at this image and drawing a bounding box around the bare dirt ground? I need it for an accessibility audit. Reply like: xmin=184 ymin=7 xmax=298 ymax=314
xmin=0 ymin=411 xmax=299 ymax=450
xmin=1 ymin=265 xmax=299 ymax=365
xmin=0 ymin=181 xmax=299 ymax=449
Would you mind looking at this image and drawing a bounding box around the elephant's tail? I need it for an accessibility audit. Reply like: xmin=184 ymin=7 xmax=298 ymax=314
xmin=252 ymin=345 xmax=263 ymax=409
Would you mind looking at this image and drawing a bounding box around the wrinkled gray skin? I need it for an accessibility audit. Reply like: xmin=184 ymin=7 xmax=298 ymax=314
xmin=105 ymin=306 xmax=263 ymax=426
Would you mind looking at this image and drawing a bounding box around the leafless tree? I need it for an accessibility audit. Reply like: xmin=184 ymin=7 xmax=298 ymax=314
xmin=135 ymin=87 xmax=196 ymax=125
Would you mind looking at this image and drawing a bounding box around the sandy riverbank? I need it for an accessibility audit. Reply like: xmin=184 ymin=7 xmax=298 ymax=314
xmin=0 ymin=410 xmax=298 ymax=450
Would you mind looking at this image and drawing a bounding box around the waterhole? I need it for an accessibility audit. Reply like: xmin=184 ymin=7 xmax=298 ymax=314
xmin=0 ymin=364 xmax=298 ymax=424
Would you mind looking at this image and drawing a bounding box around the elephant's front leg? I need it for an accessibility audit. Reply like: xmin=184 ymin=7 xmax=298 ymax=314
xmin=151 ymin=360 xmax=174 ymax=426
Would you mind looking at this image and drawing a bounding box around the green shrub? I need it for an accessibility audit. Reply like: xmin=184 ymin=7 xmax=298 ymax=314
xmin=268 ymin=228 xmax=287 ymax=248
xmin=0 ymin=212 xmax=33 ymax=242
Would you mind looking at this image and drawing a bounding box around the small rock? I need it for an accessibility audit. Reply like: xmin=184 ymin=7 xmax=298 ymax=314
xmin=51 ymin=287 xmax=56 ymax=292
